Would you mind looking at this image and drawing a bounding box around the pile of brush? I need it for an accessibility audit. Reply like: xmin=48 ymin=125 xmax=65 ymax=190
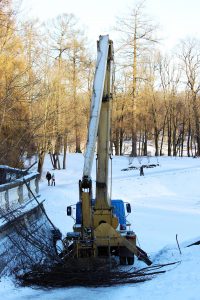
xmin=16 ymin=259 xmax=179 ymax=288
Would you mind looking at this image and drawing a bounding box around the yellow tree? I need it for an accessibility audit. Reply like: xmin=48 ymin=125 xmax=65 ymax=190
xmin=0 ymin=0 xmax=34 ymax=167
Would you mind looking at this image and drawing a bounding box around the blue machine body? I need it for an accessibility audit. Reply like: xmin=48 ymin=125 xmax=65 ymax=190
xmin=76 ymin=199 xmax=126 ymax=227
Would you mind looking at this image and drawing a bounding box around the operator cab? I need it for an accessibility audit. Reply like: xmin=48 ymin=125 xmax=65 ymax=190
xmin=67 ymin=199 xmax=132 ymax=233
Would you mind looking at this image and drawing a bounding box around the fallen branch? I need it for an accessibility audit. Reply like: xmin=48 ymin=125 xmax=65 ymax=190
xmin=16 ymin=260 xmax=180 ymax=288
xmin=186 ymin=240 xmax=200 ymax=247
xmin=176 ymin=234 xmax=182 ymax=254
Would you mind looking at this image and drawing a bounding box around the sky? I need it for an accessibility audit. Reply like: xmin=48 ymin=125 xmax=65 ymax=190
xmin=20 ymin=0 xmax=200 ymax=51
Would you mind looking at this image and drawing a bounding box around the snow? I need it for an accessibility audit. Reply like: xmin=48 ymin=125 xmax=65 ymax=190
xmin=1 ymin=154 xmax=200 ymax=299
xmin=0 ymin=198 xmax=42 ymax=227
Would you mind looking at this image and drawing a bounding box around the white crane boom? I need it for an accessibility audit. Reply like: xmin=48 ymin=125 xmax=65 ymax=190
xmin=82 ymin=35 xmax=110 ymax=182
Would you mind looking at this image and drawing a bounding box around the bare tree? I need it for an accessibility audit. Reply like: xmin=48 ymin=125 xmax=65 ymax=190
xmin=115 ymin=0 xmax=158 ymax=156
xmin=178 ymin=38 xmax=200 ymax=155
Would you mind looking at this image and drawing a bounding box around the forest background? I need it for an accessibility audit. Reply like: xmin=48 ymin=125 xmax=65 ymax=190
xmin=1 ymin=0 xmax=200 ymax=175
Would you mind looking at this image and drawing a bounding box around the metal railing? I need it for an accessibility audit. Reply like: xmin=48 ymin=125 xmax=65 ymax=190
xmin=0 ymin=166 xmax=39 ymax=212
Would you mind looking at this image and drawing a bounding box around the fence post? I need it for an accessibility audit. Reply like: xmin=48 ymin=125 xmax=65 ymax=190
xmin=18 ymin=184 xmax=23 ymax=204
xmin=5 ymin=190 xmax=9 ymax=210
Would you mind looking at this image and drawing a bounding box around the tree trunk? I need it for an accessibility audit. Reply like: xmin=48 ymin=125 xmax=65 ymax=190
xmin=37 ymin=150 xmax=45 ymax=179
xmin=138 ymin=130 xmax=142 ymax=156
xmin=131 ymin=129 xmax=137 ymax=156
xmin=160 ymin=111 xmax=167 ymax=156
xmin=167 ymin=117 xmax=172 ymax=156
xmin=75 ymin=126 xmax=81 ymax=153
xmin=180 ymin=121 xmax=185 ymax=157
xmin=172 ymin=126 xmax=177 ymax=157
xmin=119 ymin=127 xmax=124 ymax=156
xmin=192 ymin=94 xmax=200 ymax=155
xmin=131 ymin=27 xmax=137 ymax=157
xmin=187 ymin=122 xmax=191 ymax=157
xmin=115 ymin=129 xmax=120 ymax=156
xmin=63 ymin=135 xmax=68 ymax=169
xmin=143 ymin=131 xmax=148 ymax=156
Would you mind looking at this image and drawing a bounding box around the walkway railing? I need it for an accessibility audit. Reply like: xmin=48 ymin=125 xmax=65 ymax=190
xmin=0 ymin=166 xmax=39 ymax=212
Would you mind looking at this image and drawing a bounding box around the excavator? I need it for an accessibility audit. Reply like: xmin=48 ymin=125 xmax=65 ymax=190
xmin=65 ymin=35 xmax=152 ymax=267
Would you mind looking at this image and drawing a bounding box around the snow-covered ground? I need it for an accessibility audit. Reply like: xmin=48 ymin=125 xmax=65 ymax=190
xmin=1 ymin=154 xmax=200 ymax=300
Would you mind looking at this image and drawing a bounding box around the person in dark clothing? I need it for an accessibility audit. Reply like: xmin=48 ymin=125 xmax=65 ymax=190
xmin=46 ymin=171 xmax=52 ymax=186
xmin=140 ymin=165 xmax=144 ymax=176
xmin=51 ymin=173 xmax=55 ymax=186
